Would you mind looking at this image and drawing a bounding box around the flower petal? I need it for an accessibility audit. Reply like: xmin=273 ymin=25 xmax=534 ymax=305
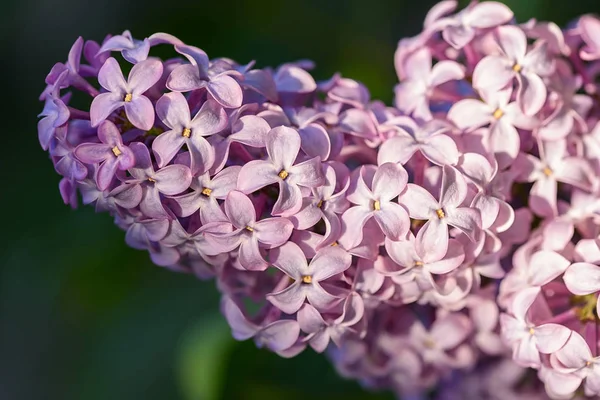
xmin=563 ymin=262 xmax=600 ymax=295
xmin=124 ymin=95 xmax=155 ymax=131
xmin=207 ymin=74 xmax=243 ymax=108
xmin=398 ymin=183 xmax=437 ymax=219
xmin=270 ymin=241 xmax=308 ymax=279
xmin=267 ymin=282 xmax=305 ymax=314
xmin=98 ymin=57 xmax=127 ymax=93
xmin=236 ymin=160 xmax=279 ymax=193
xmin=154 ymin=164 xmax=192 ymax=195
xmin=416 ymin=217 xmax=449 ymax=262
xmin=310 ymin=246 xmax=352 ymax=281
xmin=128 ymin=58 xmax=163 ymax=95
xmin=372 ymin=162 xmax=408 ymax=202
xmin=224 ymin=190 xmax=256 ymax=229
xmin=254 ymin=217 xmax=293 ymax=246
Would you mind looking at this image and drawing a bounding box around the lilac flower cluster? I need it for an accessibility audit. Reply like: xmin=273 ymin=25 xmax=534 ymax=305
xmin=37 ymin=2 xmax=600 ymax=398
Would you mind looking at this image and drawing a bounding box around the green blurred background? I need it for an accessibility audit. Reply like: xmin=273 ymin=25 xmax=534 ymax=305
xmin=1 ymin=0 xmax=599 ymax=399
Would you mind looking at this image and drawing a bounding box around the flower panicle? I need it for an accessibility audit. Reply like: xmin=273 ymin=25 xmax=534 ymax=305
xmin=38 ymin=6 xmax=600 ymax=398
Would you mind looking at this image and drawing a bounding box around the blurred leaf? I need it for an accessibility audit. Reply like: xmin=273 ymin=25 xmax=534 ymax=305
xmin=177 ymin=314 xmax=234 ymax=400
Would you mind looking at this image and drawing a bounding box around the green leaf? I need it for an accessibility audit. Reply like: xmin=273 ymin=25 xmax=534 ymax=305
xmin=177 ymin=314 xmax=235 ymax=400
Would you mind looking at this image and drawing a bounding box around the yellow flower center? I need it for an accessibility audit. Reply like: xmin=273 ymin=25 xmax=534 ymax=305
xmin=278 ymin=170 xmax=289 ymax=180
xmin=512 ymin=63 xmax=522 ymax=73
xmin=529 ymin=327 xmax=535 ymax=335
xmin=570 ymin=294 xmax=598 ymax=323
xmin=302 ymin=275 xmax=313 ymax=284
xmin=182 ymin=128 xmax=191 ymax=138
xmin=201 ymin=187 xmax=212 ymax=197
xmin=331 ymin=241 xmax=338 ymax=247
xmin=124 ymin=93 xmax=133 ymax=102
xmin=492 ymin=108 xmax=504 ymax=119
xmin=373 ymin=200 xmax=381 ymax=211
xmin=148 ymin=177 xmax=156 ymax=183
xmin=415 ymin=261 xmax=424 ymax=267
xmin=111 ymin=146 xmax=122 ymax=157
xmin=245 ymin=226 xmax=254 ymax=232
xmin=436 ymin=208 xmax=445 ymax=219
xmin=316 ymin=200 xmax=323 ymax=208
xmin=423 ymin=338 xmax=436 ymax=349
xmin=543 ymin=167 xmax=553 ymax=177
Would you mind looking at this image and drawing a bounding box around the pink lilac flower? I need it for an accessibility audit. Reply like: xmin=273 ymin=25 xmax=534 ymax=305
xmin=168 ymin=166 xmax=240 ymax=222
xmin=378 ymin=117 xmax=459 ymax=166
xmin=222 ymin=296 xmax=301 ymax=354
xmin=398 ymin=165 xmax=481 ymax=261
xmin=289 ymin=162 xmax=350 ymax=248
xmin=473 ymin=25 xmax=554 ymax=116
xmin=515 ymin=139 xmax=593 ymax=217
xmin=237 ymin=126 xmax=325 ymax=217
xmin=74 ymin=120 xmax=135 ymax=190
xmin=90 ymin=57 xmax=163 ymax=130
xmin=166 ymin=44 xmax=243 ymax=108
xmin=297 ymin=293 xmax=365 ymax=352
xmin=38 ymin=71 xmax=70 ymax=150
xmin=394 ymin=47 xmax=464 ymax=120
xmin=206 ymin=190 xmax=293 ymax=270
xmin=97 ymin=31 xmax=183 ymax=64
xmin=153 ymin=92 xmax=227 ymax=173
xmin=432 ymin=1 xmax=514 ymax=49
xmin=407 ymin=313 xmax=473 ymax=368
xmin=266 ymin=242 xmax=351 ymax=314
xmin=125 ymin=143 xmax=192 ymax=219
xmin=547 ymin=331 xmax=600 ymax=398
xmin=381 ymin=233 xmax=465 ymax=294
xmin=579 ymin=15 xmax=600 ymax=61
xmin=500 ymin=287 xmax=571 ymax=368
xmin=448 ymin=87 xmax=536 ymax=166
xmin=339 ymin=163 xmax=410 ymax=248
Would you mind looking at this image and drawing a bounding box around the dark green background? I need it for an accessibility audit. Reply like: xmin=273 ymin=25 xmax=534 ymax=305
xmin=1 ymin=0 xmax=599 ymax=399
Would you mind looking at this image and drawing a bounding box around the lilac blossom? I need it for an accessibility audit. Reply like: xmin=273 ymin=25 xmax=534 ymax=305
xmin=75 ymin=120 xmax=135 ymax=190
xmin=378 ymin=117 xmax=459 ymax=166
xmin=153 ymin=92 xmax=227 ymax=173
xmin=398 ymin=165 xmax=481 ymax=261
xmin=394 ymin=47 xmax=464 ymax=120
xmin=473 ymin=25 xmax=554 ymax=116
xmin=206 ymin=190 xmax=293 ymax=270
xmin=168 ymin=166 xmax=240 ymax=223
xmin=125 ymin=143 xmax=192 ymax=219
xmin=90 ymin=57 xmax=163 ymax=130
xmin=166 ymin=44 xmax=243 ymax=108
xmin=237 ymin=126 xmax=325 ymax=217
xmin=267 ymin=242 xmax=351 ymax=314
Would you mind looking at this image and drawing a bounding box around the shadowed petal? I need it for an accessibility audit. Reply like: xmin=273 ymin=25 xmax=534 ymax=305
xmin=267 ymin=283 xmax=305 ymax=314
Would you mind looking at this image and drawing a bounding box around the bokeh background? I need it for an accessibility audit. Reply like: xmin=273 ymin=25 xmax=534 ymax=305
xmin=1 ymin=0 xmax=600 ymax=399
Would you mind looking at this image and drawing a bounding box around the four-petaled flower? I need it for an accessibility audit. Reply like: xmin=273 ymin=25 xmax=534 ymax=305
xmin=267 ymin=241 xmax=352 ymax=314
xmin=237 ymin=126 xmax=325 ymax=217
xmin=398 ymin=165 xmax=481 ymax=261
xmin=75 ymin=120 xmax=135 ymax=190
xmin=90 ymin=57 xmax=163 ymax=130
xmin=206 ymin=190 xmax=293 ymax=270
xmin=473 ymin=25 xmax=554 ymax=116
xmin=153 ymin=92 xmax=227 ymax=174
xmin=339 ymin=163 xmax=410 ymax=248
